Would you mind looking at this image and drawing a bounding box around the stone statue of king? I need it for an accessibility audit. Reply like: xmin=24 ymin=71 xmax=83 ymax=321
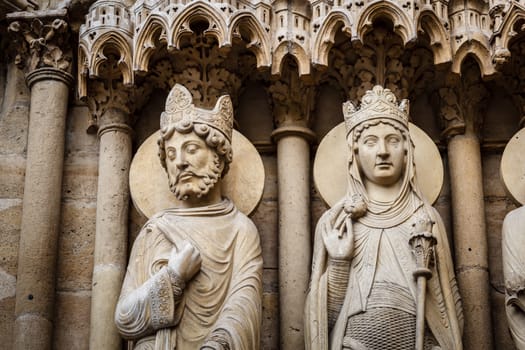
xmin=115 ymin=84 xmax=263 ymax=349
xmin=305 ymin=86 xmax=463 ymax=350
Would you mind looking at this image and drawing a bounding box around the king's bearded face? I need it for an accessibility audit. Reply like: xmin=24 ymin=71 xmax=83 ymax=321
xmin=164 ymin=130 xmax=223 ymax=201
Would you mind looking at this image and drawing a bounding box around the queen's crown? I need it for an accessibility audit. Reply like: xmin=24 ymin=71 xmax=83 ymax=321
xmin=343 ymin=85 xmax=409 ymax=134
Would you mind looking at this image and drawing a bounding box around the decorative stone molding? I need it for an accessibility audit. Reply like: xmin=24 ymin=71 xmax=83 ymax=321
xmin=75 ymin=0 xmax=525 ymax=84
xmin=78 ymin=0 xmax=133 ymax=99
xmin=0 ymin=0 xmax=37 ymax=19
xmin=317 ymin=24 xmax=435 ymax=105
xmin=490 ymin=1 xmax=525 ymax=70
xmin=269 ymin=64 xmax=314 ymax=128
xmin=310 ymin=0 xmax=451 ymax=72
xmin=25 ymin=66 xmax=74 ymax=88
xmin=146 ymin=34 xmax=243 ymax=108
xmin=439 ymin=65 xmax=489 ymax=139
xmin=438 ymin=83 xmax=465 ymax=138
xmin=78 ymin=0 xmax=271 ymax=99
xmin=7 ymin=10 xmax=72 ymax=74
xmin=84 ymin=78 xmax=140 ymax=134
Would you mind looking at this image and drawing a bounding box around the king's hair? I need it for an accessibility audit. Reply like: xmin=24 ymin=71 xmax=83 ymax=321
xmin=158 ymin=120 xmax=233 ymax=177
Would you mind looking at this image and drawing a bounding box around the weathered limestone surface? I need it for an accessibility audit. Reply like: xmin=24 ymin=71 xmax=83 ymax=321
xmin=448 ymin=133 xmax=493 ymax=349
xmin=90 ymin=111 xmax=132 ymax=350
xmin=0 ymin=62 xmax=29 ymax=350
xmin=5 ymin=0 xmax=525 ymax=347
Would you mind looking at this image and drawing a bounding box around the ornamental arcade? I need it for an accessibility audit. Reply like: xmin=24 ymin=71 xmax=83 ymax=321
xmin=1 ymin=0 xmax=525 ymax=348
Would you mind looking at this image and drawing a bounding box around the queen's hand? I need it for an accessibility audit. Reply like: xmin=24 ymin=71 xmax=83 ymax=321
xmin=322 ymin=220 xmax=354 ymax=261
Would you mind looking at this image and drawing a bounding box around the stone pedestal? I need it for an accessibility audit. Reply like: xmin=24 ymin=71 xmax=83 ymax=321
xmin=272 ymin=125 xmax=315 ymax=350
xmin=14 ymin=68 xmax=73 ymax=350
xmin=447 ymin=132 xmax=493 ymax=349
xmin=89 ymin=108 xmax=133 ymax=350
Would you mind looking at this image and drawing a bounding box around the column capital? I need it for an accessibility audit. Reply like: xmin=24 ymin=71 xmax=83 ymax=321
xmin=439 ymin=69 xmax=489 ymax=140
xmin=97 ymin=120 xmax=134 ymax=138
xmin=26 ymin=67 xmax=74 ymax=88
xmin=269 ymin=63 xmax=315 ymax=129
xmin=7 ymin=10 xmax=73 ymax=76
xmin=271 ymin=125 xmax=316 ymax=143
xmin=85 ymin=79 xmax=138 ymax=135
xmin=438 ymin=84 xmax=466 ymax=139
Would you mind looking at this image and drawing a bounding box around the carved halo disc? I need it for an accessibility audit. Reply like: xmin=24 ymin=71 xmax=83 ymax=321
xmin=314 ymin=122 xmax=444 ymax=206
xmin=130 ymin=130 xmax=265 ymax=217
xmin=500 ymin=128 xmax=525 ymax=205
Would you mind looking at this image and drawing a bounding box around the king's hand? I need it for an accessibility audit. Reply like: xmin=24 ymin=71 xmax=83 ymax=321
xmin=168 ymin=240 xmax=202 ymax=283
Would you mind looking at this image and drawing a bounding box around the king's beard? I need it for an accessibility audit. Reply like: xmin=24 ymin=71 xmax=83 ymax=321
xmin=168 ymin=155 xmax=222 ymax=201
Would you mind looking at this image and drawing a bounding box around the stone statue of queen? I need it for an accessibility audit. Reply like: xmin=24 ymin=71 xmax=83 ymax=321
xmin=305 ymin=86 xmax=463 ymax=350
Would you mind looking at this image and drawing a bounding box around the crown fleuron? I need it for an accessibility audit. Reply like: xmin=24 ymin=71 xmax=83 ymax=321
xmin=160 ymin=84 xmax=233 ymax=142
xmin=343 ymin=85 xmax=409 ymax=134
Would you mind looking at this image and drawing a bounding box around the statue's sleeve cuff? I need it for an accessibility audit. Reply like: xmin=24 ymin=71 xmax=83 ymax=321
xmin=201 ymin=329 xmax=232 ymax=350
xmin=149 ymin=268 xmax=176 ymax=329
xmin=166 ymin=266 xmax=186 ymax=299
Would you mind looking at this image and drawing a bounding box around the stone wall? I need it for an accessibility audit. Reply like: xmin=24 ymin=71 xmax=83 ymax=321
xmin=2 ymin=0 xmax=525 ymax=347
xmin=0 ymin=63 xmax=523 ymax=349
xmin=0 ymin=63 xmax=29 ymax=349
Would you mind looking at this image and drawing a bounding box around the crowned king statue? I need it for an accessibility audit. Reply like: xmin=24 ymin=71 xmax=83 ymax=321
xmin=115 ymin=84 xmax=263 ymax=350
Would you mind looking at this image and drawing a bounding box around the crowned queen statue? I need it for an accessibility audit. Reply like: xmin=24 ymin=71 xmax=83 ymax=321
xmin=115 ymin=84 xmax=263 ymax=350
xmin=305 ymin=86 xmax=463 ymax=350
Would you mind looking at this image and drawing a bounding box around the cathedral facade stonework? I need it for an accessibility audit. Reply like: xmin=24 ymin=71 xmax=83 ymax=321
xmin=1 ymin=0 xmax=525 ymax=348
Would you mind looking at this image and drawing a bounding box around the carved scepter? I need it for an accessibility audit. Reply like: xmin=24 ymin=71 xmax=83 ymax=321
xmin=409 ymin=214 xmax=437 ymax=350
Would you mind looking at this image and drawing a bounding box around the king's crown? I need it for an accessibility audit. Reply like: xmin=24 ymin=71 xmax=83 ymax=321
xmin=160 ymin=84 xmax=233 ymax=142
xmin=343 ymin=85 xmax=409 ymax=134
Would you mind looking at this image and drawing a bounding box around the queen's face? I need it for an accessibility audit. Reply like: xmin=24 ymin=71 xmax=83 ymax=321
xmin=164 ymin=130 xmax=222 ymax=200
xmin=355 ymin=122 xmax=406 ymax=186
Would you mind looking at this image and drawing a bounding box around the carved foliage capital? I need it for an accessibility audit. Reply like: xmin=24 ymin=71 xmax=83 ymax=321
xmin=85 ymin=79 xmax=148 ymax=133
xmin=269 ymin=71 xmax=314 ymax=127
xmin=438 ymin=70 xmax=489 ymax=138
xmin=7 ymin=16 xmax=72 ymax=74
xmin=438 ymin=84 xmax=465 ymax=138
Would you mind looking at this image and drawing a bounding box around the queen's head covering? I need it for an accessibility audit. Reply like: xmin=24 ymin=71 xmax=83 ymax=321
xmin=160 ymin=84 xmax=233 ymax=143
xmin=342 ymin=85 xmax=426 ymax=228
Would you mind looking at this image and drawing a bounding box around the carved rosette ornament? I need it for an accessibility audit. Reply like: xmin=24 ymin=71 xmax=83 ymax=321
xmin=7 ymin=10 xmax=72 ymax=75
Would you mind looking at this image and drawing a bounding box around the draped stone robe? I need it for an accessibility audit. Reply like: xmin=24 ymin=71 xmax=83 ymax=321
xmin=115 ymin=199 xmax=263 ymax=350
xmin=502 ymin=206 xmax=525 ymax=350
xmin=305 ymin=194 xmax=463 ymax=350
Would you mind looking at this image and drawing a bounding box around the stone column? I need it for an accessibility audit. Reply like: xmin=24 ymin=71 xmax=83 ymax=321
xmin=87 ymin=84 xmax=134 ymax=350
xmin=270 ymin=77 xmax=315 ymax=350
xmin=439 ymin=73 xmax=493 ymax=349
xmin=7 ymin=12 xmax=73 ymax=350
xmin=447 ymin=132 xmax=493 ymax=349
